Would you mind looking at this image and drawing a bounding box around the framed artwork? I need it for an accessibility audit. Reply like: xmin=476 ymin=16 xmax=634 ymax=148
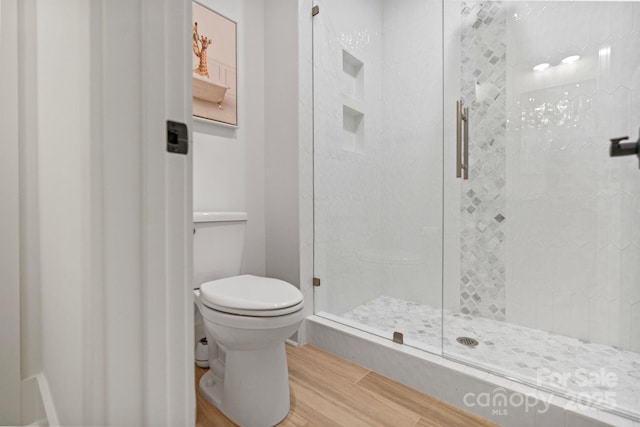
xmin=192 ymin=2 xmax=238 ymax=126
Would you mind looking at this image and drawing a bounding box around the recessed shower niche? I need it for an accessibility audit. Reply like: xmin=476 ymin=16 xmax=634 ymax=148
xmin=341 ymin=49 xmax=364 ymax=153
xmin=342 ymin=104 xmax=364 ymax=152
xmin=342 ymin=49 xmax=364 ymax=100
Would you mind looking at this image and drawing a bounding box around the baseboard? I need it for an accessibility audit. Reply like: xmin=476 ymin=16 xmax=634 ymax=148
xmin=285 ymin=338 xmax=299 ymax=347
xmin=38 ymin=374 xmax=59 ymax=426
xmin=22 ymin=374 xmax=59 ymax=427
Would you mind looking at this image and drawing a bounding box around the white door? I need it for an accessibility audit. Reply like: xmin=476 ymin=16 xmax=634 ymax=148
xmin=0 ymin=0 xmax=23 ymax=424
xmin=92 ymin=0 xmax=194 ymax=425
xmin=3 ymin=0 xmax=194 ymax=425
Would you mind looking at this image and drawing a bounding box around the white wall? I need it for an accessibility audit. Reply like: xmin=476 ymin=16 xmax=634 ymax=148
xmin=192 ymin=0 xmax=266 ymax=278
xmin=264 ymin=0 xmax=301 ymax=289
xmin=243 ymin=0 xmax=266 ymax=276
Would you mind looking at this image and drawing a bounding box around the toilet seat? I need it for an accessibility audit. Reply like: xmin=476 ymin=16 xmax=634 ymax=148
xmin=199 ymin=275 xmax=304 ymax=317
xmin=202 ymin=299 xmax=304 ymax=317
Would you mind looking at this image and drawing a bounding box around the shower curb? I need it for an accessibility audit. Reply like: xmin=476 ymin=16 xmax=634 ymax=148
xmin=304 ymin=315 xmax=637 ymax=427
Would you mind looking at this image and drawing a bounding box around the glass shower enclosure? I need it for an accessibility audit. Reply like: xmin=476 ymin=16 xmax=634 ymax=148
xmin=312 ymin=0 xmax=640 ymax=421
xmin=312 ymin=0 xmax=445 ymax=355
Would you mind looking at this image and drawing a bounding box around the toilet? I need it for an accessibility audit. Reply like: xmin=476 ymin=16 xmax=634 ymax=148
xmin=193 ymin=211 xmax=304 ymax=427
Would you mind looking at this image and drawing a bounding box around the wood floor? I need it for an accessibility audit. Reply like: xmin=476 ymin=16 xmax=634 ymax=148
xmin=195 ymin=344 xmax=497 ymax=427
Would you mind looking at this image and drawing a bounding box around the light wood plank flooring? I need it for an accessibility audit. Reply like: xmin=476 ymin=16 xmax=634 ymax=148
xmin=196 ymin=344 xmax=497 ymax=427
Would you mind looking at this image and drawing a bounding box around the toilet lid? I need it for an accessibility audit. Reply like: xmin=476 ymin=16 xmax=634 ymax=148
xmin=199 ymin=275 xmax=304 ymax=314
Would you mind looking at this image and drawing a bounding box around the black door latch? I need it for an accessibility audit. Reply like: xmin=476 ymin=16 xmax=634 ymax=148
xmin=610 ymin=130 xmax=640 ymax=168
xmin=167 ymin=120 xmax=188 ymax=155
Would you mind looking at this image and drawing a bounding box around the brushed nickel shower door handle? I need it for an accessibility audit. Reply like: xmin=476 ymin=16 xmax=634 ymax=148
xmin=462 ymin=105 xmax=469 ymax=180
xmin=456 ymin=100 xmax=462 ymax=178
xmin=456 ymin=100 xmax=469 ymax=180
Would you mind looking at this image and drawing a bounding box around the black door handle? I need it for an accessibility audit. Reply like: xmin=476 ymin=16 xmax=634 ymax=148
xmin=610 ymin=130 xmax=640 ymax=168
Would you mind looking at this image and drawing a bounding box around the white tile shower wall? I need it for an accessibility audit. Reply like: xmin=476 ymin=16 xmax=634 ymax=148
xmin=459 ymin=0 xmax=508 ymax=321
xmin=313 ymin=0 xmax=385 ymax=315
xmin=315 ymin=0 xmax=447 ymax=315
xmin=504 ymin=2 xmax=640 ymax=352
xmin=379 ymin=0 xmax=444 ymax=308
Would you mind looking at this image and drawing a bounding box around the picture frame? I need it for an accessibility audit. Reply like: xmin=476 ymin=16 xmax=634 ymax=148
xmin=192 ymin=1 xmax=238 ymax=127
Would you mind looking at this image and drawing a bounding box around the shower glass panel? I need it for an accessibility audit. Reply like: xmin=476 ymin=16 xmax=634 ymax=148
xmin=443 ymin=1 xmax=640 ymax=419
xmin=312 ymin=0 xmax=445 ymax=352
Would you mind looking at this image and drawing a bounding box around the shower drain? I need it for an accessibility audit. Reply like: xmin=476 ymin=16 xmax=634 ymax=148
xmin=456 ymin=336 xmax=479 ymax=347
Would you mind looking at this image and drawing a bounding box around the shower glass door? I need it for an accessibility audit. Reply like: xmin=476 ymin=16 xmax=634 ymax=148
xmin=443 ymin=0 xmax=640 ymax=419
xmin=312 ymin=0 xmax=445 ymax=353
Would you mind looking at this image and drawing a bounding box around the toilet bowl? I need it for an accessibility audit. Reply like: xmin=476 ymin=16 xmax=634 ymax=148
xmin=195 ymin=274 xmax=304 ymax=427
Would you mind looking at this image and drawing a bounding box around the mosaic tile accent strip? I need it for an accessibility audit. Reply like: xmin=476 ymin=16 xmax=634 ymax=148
xmin=343 ymin=296 xmax=640 ymax=419
xmin=459 ymin=1 xmax=507 ymax=320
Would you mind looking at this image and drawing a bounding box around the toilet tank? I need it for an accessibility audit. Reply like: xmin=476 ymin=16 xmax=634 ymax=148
xmin=193 ymin=211 xmax=247 ymax=289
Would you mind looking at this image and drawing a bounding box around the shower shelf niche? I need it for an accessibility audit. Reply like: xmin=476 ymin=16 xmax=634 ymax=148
xmin=342 ymin=49 xmax=364 ymax=100
xmin=342 ymin=104 xmax=364 ymax=153
xmin=341 ymin=49 xmax=365 ymax=152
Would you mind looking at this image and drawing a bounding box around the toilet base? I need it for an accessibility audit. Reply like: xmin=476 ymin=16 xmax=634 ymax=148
xmin=199 ymin=370 xmax=224 ymax=408
xmin=198 ymin=343 xmax=291 ymax=427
